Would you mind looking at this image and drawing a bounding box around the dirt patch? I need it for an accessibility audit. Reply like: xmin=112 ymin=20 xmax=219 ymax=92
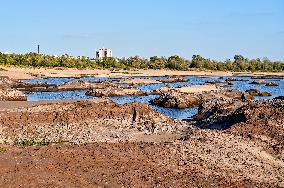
xmin=193 ymin=98 xmax=284 ymax=158
xmin=0 ymin=77 xmax=27 ymax=101
xmin=0 ymin=99 xmax=188 ymax=144
xmin=0 ymin=137 xmax=283 ymax=187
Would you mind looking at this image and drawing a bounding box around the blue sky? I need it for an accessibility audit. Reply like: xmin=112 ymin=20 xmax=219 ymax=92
xmin=0 ymin=0 xmax=283 ymax=61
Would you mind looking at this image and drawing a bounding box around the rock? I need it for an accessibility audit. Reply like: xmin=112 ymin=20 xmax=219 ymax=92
xmin=225 ymin=78 xmax=242 ymax=82
xmin=150 ymin=92 xmax=202 ymax=109
xmin=251 ymin=75 xmax=284 ymax=79
xmin=160 ymin=76 xmax=188 ymax=83
xmin=192 ymin=98 xmax=248 ymax=129
xmin=246 ymin=89 xmax=261 ymax=96
xmin=222 ymin=90 xmax=243 ymax=99
xmin=0 ymin=68 xmax=8 ymax=71
xmin=86 ymin=86 xmax=147 ymax=97
xmin=249 ymin=80 xmax=268 ymax=85
xmin=193 ymin=98 xmax=284 ymax=135
xmin=259 ymin=92 xmax=272 ymax=97
xmin=241 ymin=93 xmax=254 ymax=101
xmin=224 ymin=100 xmax=284 ymax=154
xmin=0 ymin=76 xmax=16 ymax=89
xmin=245 ymin=89 xmax=271 ymax=97
xmin=118 ymin=78 xmax=161 ymax=86
xmin=0 ymin=77 xmax=27 ymax=101
xmin=274 ymin=96 xmax=284 ymax=100
xmin=265 ymin=82 xmax=279 ymax=87
xmin=13 ymin=82 xmax=58 ymax=92
xmin=205 ymin=80 xmax=224 ymax=84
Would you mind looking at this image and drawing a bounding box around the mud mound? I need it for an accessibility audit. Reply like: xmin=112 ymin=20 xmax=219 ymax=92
xmin=193 ymin=99 xmax=248 ymax=130
xmin=227 ymin=99 xmax=284 ymax=155
xmin=193 ymin=98 xmax=284 ymax=156
xmin=150 ymin=92 xmax=202 ymax=109
xmin=194 ymin=99 xmax=284 ymax=130
xmin=0 ymin=100 xmax=188 ymax=144
xmin=86 ymin=86 xmax=147 ymax=97
xmin=0 ymin=77 xmax=27 ymax=101
xmin=0 ymin=89 xmax=27 ymax=101
xmin=151 ymin=89 xmax=246 ymax=110
xmin=0 ymin=76 xmax=15 ymax=89
xmin=246 ymin=89 xmax=271 ymax=97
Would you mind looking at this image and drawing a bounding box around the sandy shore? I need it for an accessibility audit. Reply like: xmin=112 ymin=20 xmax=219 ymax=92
xmin=1 ymin=65 xmax=283 ymax=80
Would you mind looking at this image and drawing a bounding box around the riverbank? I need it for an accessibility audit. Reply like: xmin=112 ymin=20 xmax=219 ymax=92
xmin=1 ymin=68 xmax=284 ymax=187
xmin=1 ymin=65 xmax=284 ymax=80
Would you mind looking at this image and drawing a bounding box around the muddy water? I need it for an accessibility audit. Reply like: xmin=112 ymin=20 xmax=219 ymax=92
xmin=23 ymin=76 xmax=284 ymax=120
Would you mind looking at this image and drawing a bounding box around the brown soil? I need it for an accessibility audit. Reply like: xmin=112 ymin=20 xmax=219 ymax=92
xmin=0 ymin=98 xmax=283 ymax=187
xmin=0 ymin=77 xmax=27 ymax=101
xmin=1 ymin=72 xmax=284 ymax=187
xmin=0 ymin=99 xmax=187 ymax=144
xmin=0 ymin=134 xmax=283 ymax=188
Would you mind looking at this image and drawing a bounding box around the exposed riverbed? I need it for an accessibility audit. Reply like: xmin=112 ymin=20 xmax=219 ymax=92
xmin=22 ymin=75 xmax=284 ymax=120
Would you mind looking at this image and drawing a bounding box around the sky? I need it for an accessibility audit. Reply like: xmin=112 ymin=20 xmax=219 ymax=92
xmin=0 ymin=0 xmax=283 ymax=61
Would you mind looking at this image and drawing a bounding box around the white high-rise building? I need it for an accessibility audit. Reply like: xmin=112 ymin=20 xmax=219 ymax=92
xmin=96 ymin=48 xmax=112 ymax=59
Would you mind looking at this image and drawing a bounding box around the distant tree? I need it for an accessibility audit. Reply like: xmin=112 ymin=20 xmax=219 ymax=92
xmin=149 ymin=56 xmax=167 ymax=69
xmin=166 ymin=55 xmax=188 ymax=70
xmin=0 ymin=52 xmax=283 ymax=72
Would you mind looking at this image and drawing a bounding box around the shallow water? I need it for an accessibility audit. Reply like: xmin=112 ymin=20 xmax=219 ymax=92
xmin=109 ymin=95 xmax=198 ymax=120
xmin=23 ymin=76 xmax=108 ymax=85
xmin=137 ymin=76 xmax=284 ymax=100
xmin=225 ymin=76 xmax=284 ymax=100
xmin=26 ymin=90 xmax=95 ymax=101
xmin=23 ymin=75 xmax=284 ymax=120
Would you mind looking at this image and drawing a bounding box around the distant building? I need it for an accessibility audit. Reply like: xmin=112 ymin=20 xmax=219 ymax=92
xmin=96 ymin=48 xmax=112 ymax=59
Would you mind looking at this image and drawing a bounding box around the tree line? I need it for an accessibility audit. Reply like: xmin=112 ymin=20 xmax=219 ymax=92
xmin=0 ymin=52 xmax=283 ymax=72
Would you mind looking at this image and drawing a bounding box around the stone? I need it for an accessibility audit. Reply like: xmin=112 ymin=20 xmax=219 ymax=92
xmin=249 ymin=80 xmax=268 ymax=85
xmin=265 ymin=82 xmax=279 ymax=87
xmin=274 ymin=96 xmax=284 ymax=100
xmin=259 ymin=92 xmax=272 ymax=97
xmin=150 ymin=92 xmax=202 ymax=109
xmin=246 ymin=89 xmax=261 ymax=96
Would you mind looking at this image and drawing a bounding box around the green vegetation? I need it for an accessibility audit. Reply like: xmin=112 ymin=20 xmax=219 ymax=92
xmin=0 ymin=147 xmax=7 ymax=154
xmin=0 ymin=52 xmax=283 ymax=72
xmin=14 ymin=137 xmax=51 ymax=146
